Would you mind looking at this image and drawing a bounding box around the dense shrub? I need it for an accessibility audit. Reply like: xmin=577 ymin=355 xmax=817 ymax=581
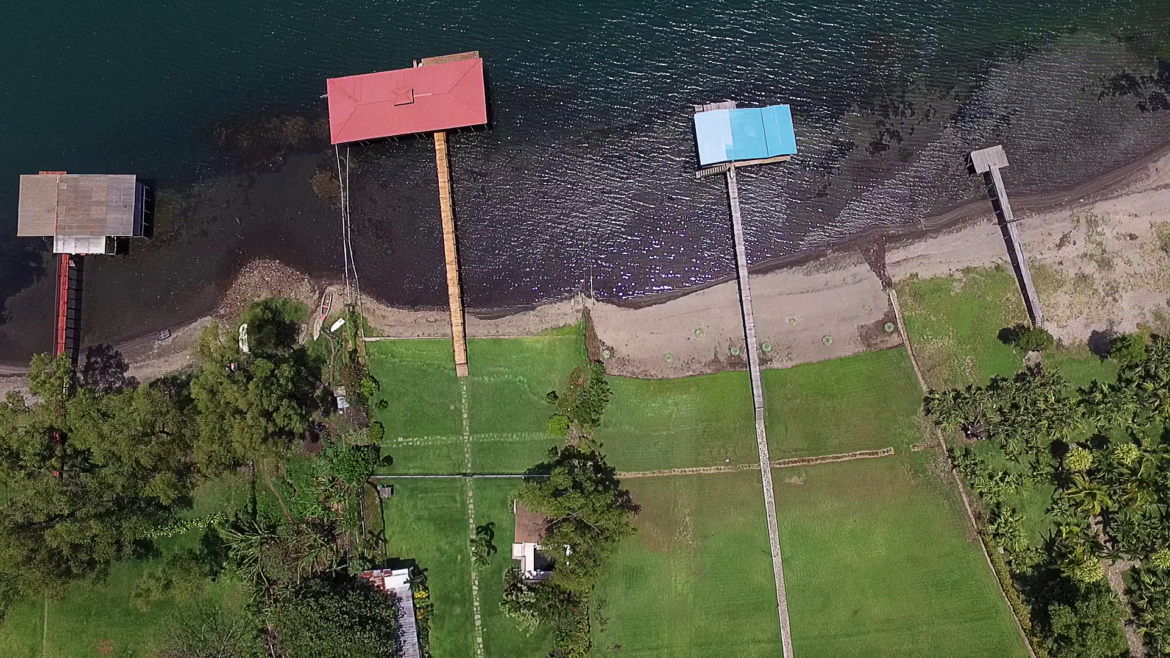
xmin=1109 ymin=333 xmax=1147 ymax=366
xmin=267 ymin=576 xmax=400 ymax=658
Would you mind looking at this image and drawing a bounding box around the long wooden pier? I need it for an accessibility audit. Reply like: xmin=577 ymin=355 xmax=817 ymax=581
xmin=971 ymin=145 xmax=1044 ymax=327
xmin=726 ymin=166 xmax=794 ymax=658
xmin=434 ymin=131 xmax=470 ymax=378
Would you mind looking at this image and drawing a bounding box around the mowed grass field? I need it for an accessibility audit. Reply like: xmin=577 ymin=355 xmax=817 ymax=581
xmin=368 ymin=334 xmax=587 ymax=474
xmin=381 ymin=479 xmax=477 ymax=658
xmin=775 ymin=456 xmax=1029 ymax=658
xmin=0 ymin=475 xmax=252 ymax=657
xmin=597 ymin=371 xmax=756 ymax=471
xmin=591 ymin=471 xmax=783 ymax=657
xmin=763 ymin=348 xmax=924 ymax=459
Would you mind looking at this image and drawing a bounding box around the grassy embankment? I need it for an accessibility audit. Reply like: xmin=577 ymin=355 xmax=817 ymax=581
xmin=366 ymin=321 xmax=1028 ymax=657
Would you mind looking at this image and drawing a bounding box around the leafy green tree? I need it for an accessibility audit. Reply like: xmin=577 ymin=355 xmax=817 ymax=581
xmin=1016 ymin=327 xmax=1056 ymax=352
xmin=1065 ymin=446 xmax=1094 ymax=473
xmin=1043 ymin=580 xmax=1128 ymax=658
xmin=190 ymin=324 xmax=319 ymax=472
xmin=515 ymin=445 xmax=637 ymax=593
xmin=999 ymin=325 xmax=1055 ymax=351
xmin=265 ymin=576 xmax=399 ymax=658
xmin=1109 ymin=332 xmax=1148 ymax=367
xmin=546 ymin=363 xmax=611 ymax=431
xmin=546 ymin=414 xmax=570 ymax=437
xmin=0 ymin=365 xmax=198 ymax=596
xmin=239 ymin=298 xmax=305 ymax=355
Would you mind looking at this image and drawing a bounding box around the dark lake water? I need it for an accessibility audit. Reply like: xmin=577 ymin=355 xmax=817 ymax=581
xmin=1 ymin=1 xmax=1169 ymax=362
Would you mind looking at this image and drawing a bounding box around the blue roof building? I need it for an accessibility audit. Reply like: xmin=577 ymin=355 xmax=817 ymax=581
xmin=693 ymin=105 xmax=797 ymax=166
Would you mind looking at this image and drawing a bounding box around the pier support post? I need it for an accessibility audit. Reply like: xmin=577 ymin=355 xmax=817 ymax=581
xmin=725 ymin=166 xmax=794 ymax=658
xmin=434 ymin=131 xmax=470 ymax=378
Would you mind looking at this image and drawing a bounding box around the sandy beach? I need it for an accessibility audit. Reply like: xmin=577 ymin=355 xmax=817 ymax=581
xmin=2 ymin=143 xmax=1168 ymax=395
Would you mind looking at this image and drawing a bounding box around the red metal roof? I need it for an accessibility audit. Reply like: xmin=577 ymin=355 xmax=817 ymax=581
xmin=327 ymin=58 xmax=487 ymax=144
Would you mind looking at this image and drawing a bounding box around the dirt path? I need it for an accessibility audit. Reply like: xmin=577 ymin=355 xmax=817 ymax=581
xmin=889 ymin=288 xmax=1038 ymax=658
xmin=1105 ymin=559 xmax=1145 ymax=657
xmin=616 ymin=447 xmax=897 ymax=480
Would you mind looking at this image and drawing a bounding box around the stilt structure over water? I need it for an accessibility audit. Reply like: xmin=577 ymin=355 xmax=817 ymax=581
xmin=694 ymin=100 xmax=797 ymax=658
xmin=970 ymin=145 xmax=1044 ymax=327
xmin=326 ymin=52 xmax=487 ymax=377
xmin=16 ymin=171 xmax=150 ymax=362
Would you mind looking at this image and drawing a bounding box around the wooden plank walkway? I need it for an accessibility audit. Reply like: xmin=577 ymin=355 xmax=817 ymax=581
xmin=726 ymin=166 xmax=794 ymax=658
xmin=434 ymin=131 xmax=470 ymax=377
xmin=971 ymin=146 xmax=1044 ymax=327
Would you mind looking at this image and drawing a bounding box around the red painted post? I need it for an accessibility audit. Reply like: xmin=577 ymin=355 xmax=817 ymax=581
xmin=54 ymin=254 xmax=70 ymax=356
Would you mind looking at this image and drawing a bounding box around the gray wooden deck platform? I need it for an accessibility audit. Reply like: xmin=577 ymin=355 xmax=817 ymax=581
xmin=726 ymin=166 xmax=794 ymax=658
xmin=970 ymin=146 xmax=1044 ymax=327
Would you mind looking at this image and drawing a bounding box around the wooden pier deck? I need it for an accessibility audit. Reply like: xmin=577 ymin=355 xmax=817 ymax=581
xmin=434 ymin=131 xmax=469 ymax=378
xmin=971 ymin=146 xmax=1044 ymax=327
xmin=726 ymin=166 xmax=794 ymax=658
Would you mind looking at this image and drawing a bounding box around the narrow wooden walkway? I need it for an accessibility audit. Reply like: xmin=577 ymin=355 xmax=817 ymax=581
xmin=726 ymin=167 xmax=794 ymax=658
xmin=434 ymin=131 xmax=470 ymax=378
xmin=972 ymin=146 xmax=1044 ymax=327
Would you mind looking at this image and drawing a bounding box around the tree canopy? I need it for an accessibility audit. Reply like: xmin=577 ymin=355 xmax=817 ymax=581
xmin=266 ymin=576 xmax=400 ymax=658
xmin=0 ymin=355 xmax=198 ymax=596
xmin=190 ymin=323 xmax=321 ymax=472
xmin=515 ymin=445 xmax=638 ymax=593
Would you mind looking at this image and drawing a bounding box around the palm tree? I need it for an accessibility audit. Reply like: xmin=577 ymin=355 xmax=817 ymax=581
xmin=1066 ymin=474 xmax=1112 ymax=517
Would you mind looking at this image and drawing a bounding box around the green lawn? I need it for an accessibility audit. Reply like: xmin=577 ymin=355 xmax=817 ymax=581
xmin=591 ymin=471 xmax=783 ymax=657
xmin=597 ymin=371 xmax=756 ymax=472
xmin=368 ymin=335 xmax=586 ymax=474
xmin=381 ymin=479 xmax=476 ymax=658
xmin=775 ymin=456 xmax=1029 ymax=658
xmin=763 ymin=348 xmax=925 ymax=459
xmin=894 ymin=267 xmax=1028 ymax=390
xmin=473 ymin=479 xmax=554 ymax=657
xmin=0 ymin=475 xmax=252 ymax=658
xmin=895 ymin=267 xmax=1119 ymax=391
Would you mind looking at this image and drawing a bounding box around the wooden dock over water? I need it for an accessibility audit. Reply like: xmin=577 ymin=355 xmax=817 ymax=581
xmin=971 ymin=145 xmax=1044 ymax=327
xmin=434 ymin=131 xmax=469 ymax=377
xmin=725 ymin=166 xmax=795 ymax=658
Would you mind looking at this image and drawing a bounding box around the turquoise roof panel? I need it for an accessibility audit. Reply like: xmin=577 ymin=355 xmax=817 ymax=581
xmin=693 ymin=104 xmax=797 ymax=166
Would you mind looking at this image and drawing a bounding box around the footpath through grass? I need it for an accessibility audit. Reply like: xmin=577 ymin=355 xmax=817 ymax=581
xmin=592 ymin=471 xmax=783 ymax=657
xmin=381 ymin=479 xmax=477 ymax=657
xmin=775 ymin=456 xmax=1029 ymax=658
xmin=763 ymin=348 xmax=924 ymax=459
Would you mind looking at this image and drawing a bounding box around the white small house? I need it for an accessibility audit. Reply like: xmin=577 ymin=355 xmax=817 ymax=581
xmin=511 ymin=501 xmax=555 ymax=583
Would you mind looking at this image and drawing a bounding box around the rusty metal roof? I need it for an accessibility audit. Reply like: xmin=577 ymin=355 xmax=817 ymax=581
xmin=17 ymin=174 xmax=137 ymax=237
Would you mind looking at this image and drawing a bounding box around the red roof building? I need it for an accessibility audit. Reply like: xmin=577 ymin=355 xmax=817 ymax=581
xmin=326 ymin=55 xmax=487 ymax=145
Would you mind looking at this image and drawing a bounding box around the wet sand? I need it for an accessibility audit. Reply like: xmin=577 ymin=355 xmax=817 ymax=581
xmin=2 ymin=142 xmax=1169 ymax=394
